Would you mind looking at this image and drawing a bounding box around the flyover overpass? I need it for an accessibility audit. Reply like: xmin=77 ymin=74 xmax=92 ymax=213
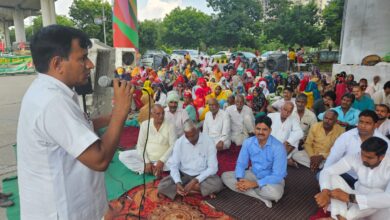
xmin=0 ymin=0 xmax=56 ymax=49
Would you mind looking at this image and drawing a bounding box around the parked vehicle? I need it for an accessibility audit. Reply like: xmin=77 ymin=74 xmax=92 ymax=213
xmin=259 ymin=51 xmax=288 ymax=62
xmin=141 ymin=50 xmax=170 ymax=68
xmin=170 ymin=49 xmax=208 ymax=65
xmin=231 ymin=51 xmax=257 ymax=65
xmin=210 ymin=51 xmax=231 ymax=61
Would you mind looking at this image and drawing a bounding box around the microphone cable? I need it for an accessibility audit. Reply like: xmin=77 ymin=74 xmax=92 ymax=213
xmin=137 ymin=88 xmax=152 ymax=220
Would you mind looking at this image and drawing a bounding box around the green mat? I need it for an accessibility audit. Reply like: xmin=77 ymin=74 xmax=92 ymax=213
xmin=2 ymin=176 xmax=19 ymax=220
xmin=2 ymin=150 xmax=155 ymax=220
xmin=105 ymin=150 xmax=155 ymax=200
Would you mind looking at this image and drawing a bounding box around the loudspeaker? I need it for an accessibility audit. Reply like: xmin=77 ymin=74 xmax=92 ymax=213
xmin=266 ymin=53 xmax=287 ymax=72
xmin=75 ymin=76 xmax=93 ymax=95
xmin=115 ymin=48 xmax=136 ymax=68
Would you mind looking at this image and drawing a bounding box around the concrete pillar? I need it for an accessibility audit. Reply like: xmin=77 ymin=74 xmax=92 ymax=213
xmin=13 ymin=9 xmax=26 ymax=43
xmin=40 ymin=0 xmax=57 ymax=26
xmin=4 ymin=22 xmax=11 ymax=49
xmin=339 ymin=0 xmax=390 ymax=64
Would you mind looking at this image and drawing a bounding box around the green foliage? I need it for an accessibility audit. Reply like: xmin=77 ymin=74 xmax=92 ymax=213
xmin=160 ymin=45 xmax=173 ymax=54
xmin=25 ymin=15 xmax=75 ymax=41
xmin=206 ymin=0 xmax=263 ymax=48
xmin=69 ymin=0 xmax=113 ymax=45
xmin=322 ymin=0 xmax=344 ymax=46
xmin=161 ymin=7 xmax=211 ymax=48
xmin=22 ymin=0 xmax=343 ymax=55
xmin=8 ymin=0 xmax=341 ymax=55
xmin=264 ymin=1 xmax=324 ymax=47
xmin=139 ymin=19 xmax=162 ymax=54
xmin=261 ymin=39 xmax=286 ymax=52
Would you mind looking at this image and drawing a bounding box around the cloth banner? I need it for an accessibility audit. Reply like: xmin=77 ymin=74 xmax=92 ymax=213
xmin=0 ymin=55 xmax=34 ymax=74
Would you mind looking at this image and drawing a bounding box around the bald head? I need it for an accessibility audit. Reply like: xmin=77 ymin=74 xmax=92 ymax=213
xmin=152 ymin=104 xmax=164 ymax=112
xmin=283 ymin=101 xmax=294 ymax=110
xmin=208 ymin=98 xmax=219 ymax=115
xmin=280 ymin=101 xmax=294 ymax=120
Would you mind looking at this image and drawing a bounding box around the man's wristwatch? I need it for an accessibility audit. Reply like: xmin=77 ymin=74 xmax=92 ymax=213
xmin=349 ymin=194 xmax=356 ymax=203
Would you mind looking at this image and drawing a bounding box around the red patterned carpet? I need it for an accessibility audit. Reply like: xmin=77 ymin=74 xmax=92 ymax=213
xmin=105 ymin=180 xmax=232 ymax=220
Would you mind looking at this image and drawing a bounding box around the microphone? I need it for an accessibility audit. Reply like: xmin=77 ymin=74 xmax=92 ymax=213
xmin=98 ymin=76 xmax=145 ymax=91
xmin=98 ymin=76 xmax=114 ymax=88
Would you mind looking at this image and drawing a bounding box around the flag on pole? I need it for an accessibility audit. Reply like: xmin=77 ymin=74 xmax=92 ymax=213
xmin=113 ymin=0 xmax=138 ymax=50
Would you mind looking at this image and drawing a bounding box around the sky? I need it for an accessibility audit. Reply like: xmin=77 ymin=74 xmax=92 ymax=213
xmin=54 ymin=0 xmax=214 ymax=21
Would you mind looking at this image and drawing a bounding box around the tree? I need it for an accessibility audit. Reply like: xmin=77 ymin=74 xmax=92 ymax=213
xmin=161 ymin=7 xmax=211 ymax=48
xmin=206 ymin=0 xmax=263 ymax=48
xmin=25 ymin=15 xmax=75 ymax=41
xmin=69 ymin=0 xmax=113 ymax=45
xmin=322 ymin=0 xmax=344 ymax=46
xmin=264 ymin=1 xmax=324 ymax=47
xmin=139 ymin=19 xmax=162 ymax=53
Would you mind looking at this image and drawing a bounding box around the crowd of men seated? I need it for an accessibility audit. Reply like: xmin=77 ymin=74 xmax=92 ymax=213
xmin=117 ymin=56 xmax=390 ymax=219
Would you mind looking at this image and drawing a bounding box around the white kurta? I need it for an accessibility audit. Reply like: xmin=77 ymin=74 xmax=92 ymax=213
xmin=168 ymin=132 xmax=218 ymax=183
xmin=118 ymin=118 xmax=177 ymax=173
xmin=320 ymin=153 xmax=390 ymax=219
xmin=164 ymin=107 xmax=190 ymax=138
xmin=377 ymin=119 xmax=390 ymax=137
xmin=203 ymin=109 xmax=231 ymax=149
xmin=225 ymin=105 xmax=255 ymax=146
xmin=291 ymin=108 xmax=317 ymax=137
xmin=372 ymin=89 xmax=390 ymax=106
xmin=268 ymin=112 xmax=304 ymax=149
xmin=17 ymin=74 xmax=106 ymax=220
xmin=155 ymin=92 xmax=167 ymax=107
xmin=271 ymin=98 xmax=296 ymax=112
xmin=324 ymin=128 xmax=390 ymax=178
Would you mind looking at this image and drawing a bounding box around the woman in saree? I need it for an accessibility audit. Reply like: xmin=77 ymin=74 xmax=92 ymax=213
xmin=252 ymin=87 xmax=267 ymax=118
xmin=183 ymin=91 xmax=198 ymax=122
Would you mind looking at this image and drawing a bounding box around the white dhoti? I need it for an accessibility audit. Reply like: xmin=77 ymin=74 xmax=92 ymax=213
xmin=327 ymin=175 xmax=377 ymax=220
xmin=231 ymin=133 xmax=248 ymax=146
xmin=118 ymin=150 xmax=169 ymax=174
xmin=292 ymin=150 xmax=325 ymax=169
xmin=209 ymin=137 xmax=231 ymax=150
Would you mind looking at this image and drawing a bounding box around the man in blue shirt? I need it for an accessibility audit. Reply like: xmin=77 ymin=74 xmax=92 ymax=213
xmin=318 ymin=93 xmax=360 ymax=128
xmin=221 ymin=116 xmax=287 ymax=208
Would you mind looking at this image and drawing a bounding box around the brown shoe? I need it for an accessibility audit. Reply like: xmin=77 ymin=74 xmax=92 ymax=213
xmin=0 ymin=198 xmax=14 ymax=208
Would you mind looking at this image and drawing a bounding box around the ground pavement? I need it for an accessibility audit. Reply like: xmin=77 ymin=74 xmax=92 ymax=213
xmin=0 ymin=75 xmax=36 ymax=219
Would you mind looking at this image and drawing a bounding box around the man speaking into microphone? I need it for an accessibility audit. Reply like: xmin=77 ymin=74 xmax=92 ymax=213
xmin=16 ymin=25 xmax=134 ymax=220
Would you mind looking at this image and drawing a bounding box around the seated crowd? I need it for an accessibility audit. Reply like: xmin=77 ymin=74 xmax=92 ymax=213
xmin=117 ymin=57 xmax=390 ymax=219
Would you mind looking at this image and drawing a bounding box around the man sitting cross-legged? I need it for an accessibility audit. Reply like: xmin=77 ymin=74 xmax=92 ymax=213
xmin=268 ymin=101 xmax=303 ymax=166
xmin=292 ymin=110 xmax=344 ymax=171
xmin=119 ymin=104 xmax=176 ymax=178
xmin=226 ymin=94 xmax=255 ymax=146
xmin=158 ymin=120 xmax=223 ymax=199
xmin=222 ymin=116 xmax=287 ymax=208
xmin=323 ymin=110 xmax=390 ymax=188
xmin=315 ymin=137 xmax=390 ymax=220
xmin=203 ymin=98 xmax=231 ymax=151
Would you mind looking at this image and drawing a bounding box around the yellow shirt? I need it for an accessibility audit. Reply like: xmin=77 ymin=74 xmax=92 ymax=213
xmin=288 ymin=51 xmax=296 ymax=60
xmin=304 ymin=122 xmax=345 ymax=158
